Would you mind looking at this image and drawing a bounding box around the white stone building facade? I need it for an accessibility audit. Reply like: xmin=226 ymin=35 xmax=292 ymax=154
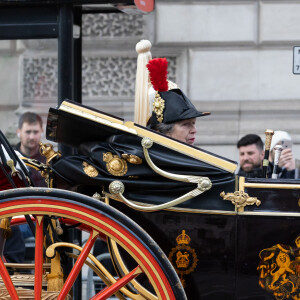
xmin=0 ymin=0 xmax=300 ymax=162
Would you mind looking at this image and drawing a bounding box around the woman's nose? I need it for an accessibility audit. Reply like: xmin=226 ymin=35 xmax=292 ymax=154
xmin=191 ymin=125 xmax=197 ymax=133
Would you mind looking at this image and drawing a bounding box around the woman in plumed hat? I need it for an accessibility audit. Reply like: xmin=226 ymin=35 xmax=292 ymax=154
xmin=134 ymin=40 xmax=209 ymax=146
xmin=146 ymin=57 xmax=209 ymax=145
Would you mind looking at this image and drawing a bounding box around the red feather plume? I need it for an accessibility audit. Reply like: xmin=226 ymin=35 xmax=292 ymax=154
xmin=147 ymin=58 xmax=168 ymax=92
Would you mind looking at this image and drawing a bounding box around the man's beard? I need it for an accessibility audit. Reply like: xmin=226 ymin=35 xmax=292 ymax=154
xmin=242 ymin=161 xmax=262 ymax=172
xmin=24 ymin=141 xmax=38 ymax=152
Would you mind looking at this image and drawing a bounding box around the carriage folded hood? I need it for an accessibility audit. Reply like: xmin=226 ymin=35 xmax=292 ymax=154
xmin=47 ymin=100 xmax=237 ymax=173
xmin=46 ymin=100 xmax=237 ymax=210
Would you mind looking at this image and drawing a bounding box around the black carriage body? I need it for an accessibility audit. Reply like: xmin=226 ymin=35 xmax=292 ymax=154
xmin=107 ymin=179 xmax=300 ymax=300
xmin=47 ymin=100 xmax=300 ymax=300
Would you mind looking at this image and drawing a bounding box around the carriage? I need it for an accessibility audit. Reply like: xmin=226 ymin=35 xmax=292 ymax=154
xmin=0 ymin=97 xmax=300 ymax=300
xmin=0 ymin=0 xmax=300 ymax=299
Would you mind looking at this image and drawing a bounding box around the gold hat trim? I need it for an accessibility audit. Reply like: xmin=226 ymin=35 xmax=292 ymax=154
xmin=153 ymin=91 xmax=165 ymax=123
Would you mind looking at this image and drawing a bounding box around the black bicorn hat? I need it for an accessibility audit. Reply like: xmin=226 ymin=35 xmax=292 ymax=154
xmin=147 ymin=58 xmax=210 ymax=126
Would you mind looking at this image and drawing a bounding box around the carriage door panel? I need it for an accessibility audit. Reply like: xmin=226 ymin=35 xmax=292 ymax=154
xmin=236 ymin=179 xmax=300 ymax=300
xmin=236 ymin=215 xmax=300 ymax=300
xmin=110 ymin=200 xmax=237 ymax=300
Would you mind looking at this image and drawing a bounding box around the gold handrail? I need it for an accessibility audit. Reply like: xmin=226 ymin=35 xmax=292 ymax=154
xmin=106 ymin=137 xmax=212 ymax=212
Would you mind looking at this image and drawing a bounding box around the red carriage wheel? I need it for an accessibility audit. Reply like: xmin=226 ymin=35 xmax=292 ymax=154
xmin=0 ymin=187 xmax=186 ymax=300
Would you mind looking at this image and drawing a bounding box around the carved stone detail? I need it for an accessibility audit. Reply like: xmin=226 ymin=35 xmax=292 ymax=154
xmin=22 ymin=56 xmax=176 ymax=104
xmin=22 ymin=56 xmax=58 ymax=103
xmin=82 ymin=56 xmax=176 ymax=98
xmin=82 ymin=56 xmax=136 ymax=98
xmin=82 ymin=13 xmax=143 ymax=38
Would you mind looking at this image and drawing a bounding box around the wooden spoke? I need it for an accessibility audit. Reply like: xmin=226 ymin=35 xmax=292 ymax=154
xmin=91 ymin=266 xmax=143 ymax=300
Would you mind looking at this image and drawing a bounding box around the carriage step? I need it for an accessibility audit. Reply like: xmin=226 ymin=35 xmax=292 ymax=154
xmin=0 ymin=286 xmax=72 ymax=299
xmin=0 ymin=274 xmax=47 ymax=287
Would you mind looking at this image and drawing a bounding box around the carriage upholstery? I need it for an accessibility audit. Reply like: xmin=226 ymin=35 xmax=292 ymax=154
xmin=46 ymin=100 xmax=238 ymax=210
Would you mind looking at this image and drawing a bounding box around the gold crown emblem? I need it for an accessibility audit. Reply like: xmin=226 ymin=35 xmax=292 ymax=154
xmin=176 ymin=230 xmax=191 ymax=245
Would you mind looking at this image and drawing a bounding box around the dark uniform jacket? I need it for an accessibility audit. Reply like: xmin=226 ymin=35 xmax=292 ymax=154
xmin=15 ymin=142 xmax=47 ymax=187
xmin=238 ymin=164 xmax=295 ymax=179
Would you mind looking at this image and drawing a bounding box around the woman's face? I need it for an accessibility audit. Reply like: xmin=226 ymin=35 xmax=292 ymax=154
xmin=167 ymin=118 xmax=197 ymax=145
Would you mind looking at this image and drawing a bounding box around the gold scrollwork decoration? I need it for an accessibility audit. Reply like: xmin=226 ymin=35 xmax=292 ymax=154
xmin=220 ymin=191 xmax=261 ymax=208
xmin=257 ymin=236 xmax=300 ymax=299
xmin=82 ymin=161 xmax=98 ymax=178
xmin=168 ymin=230 xmax=198 ymax=288
xmin=103 ymin=152 xmax=128 ymax=176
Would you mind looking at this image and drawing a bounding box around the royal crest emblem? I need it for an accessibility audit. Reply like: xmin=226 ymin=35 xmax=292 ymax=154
xmin=258 ymin=236 xmax=300 ymax=299
xmin=168 ymin=230 xmax=198 ymax=287
xmin=103 ymin=152 xmax=128 ymax=176
xmin=82 ymin=161 xmax=98 ymax=178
